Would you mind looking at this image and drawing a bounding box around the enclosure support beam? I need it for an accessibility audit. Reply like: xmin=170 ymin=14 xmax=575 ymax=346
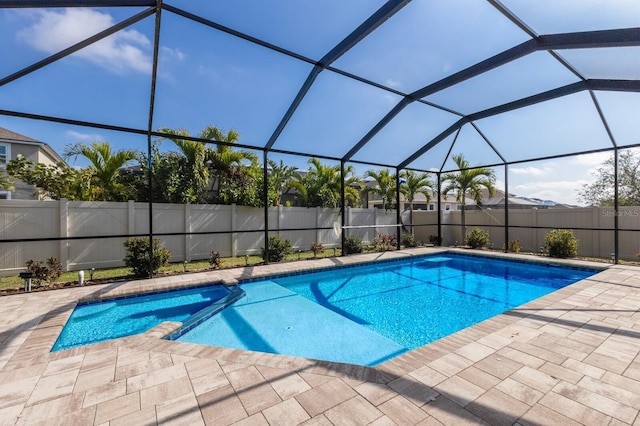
xmin=263 ymin=151 xmax=270 ymax=264
xmin=396 ymin=168 xmax=402 ymax=250
xmin=437 ymin=172 xmax=442 ymax=245
xmin=614 ymin=148 xmax=619 ymax=264
xmin=145 ymin=0 xmax=162 ymax=278
xmin=504 ymin=164 xmax=509 ymax=253
xmin=340 ymin=161 xmax=346 ymax=257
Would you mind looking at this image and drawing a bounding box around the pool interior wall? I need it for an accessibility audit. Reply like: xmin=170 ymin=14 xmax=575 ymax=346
xmin=175 ymin=253 xmax=598 ymax=366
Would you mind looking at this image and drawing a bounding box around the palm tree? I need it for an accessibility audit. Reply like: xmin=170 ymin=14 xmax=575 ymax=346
xmin=364 ymin=169 xmax=396 ymax=210
xmin=400 ymin=170 xmax=434 ymax=210
xmin=63 ymin=141 xmax=138 ymax=201
xmin=291 ymin=158 xmax=361 ymax=208
xmin=267 ymin=159 xmax=299 ymax=206
xmin=441 ymin=154 xmax=496 ymax=242
xmin=157 ymin=127 xmax=209 ymax=203
xmin=158 ymin=126 xmax=259 ymax=205
xmin=200 ymin=126 xmax=258 ymax=172
xmin=400 ymin=170 xmax=434 ymax=234
xmin=200 ymin=126 xmax=260 ymax=205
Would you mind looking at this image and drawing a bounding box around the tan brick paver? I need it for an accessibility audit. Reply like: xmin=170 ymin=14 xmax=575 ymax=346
xmin=1 ymin=249 xmax=640 ymax=425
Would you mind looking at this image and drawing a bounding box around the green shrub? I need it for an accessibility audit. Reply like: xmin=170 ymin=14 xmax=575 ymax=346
xmin=545 ymin=229 xmax=578 ymax=258
xmin=507 ymin=240 xmax=521 ymax=253
xmin=374 ymin=232 xmax=396 ymax=251
xmin=466 ymin=227 xmax=490 ymax=249
xmin=123 ymin=237 xmax=172 ymax=278
xmin=310 ymin=242 xmax=324 ymax=258
xmin=209 ymin=251 xmax=223 ymax=269
xmin=401 ymin=232 xmax=417 ymax=248
xmin=428 ymin=235 xmax=443 ymax=246
xmin=261 ymin=235 xmax=292 ymax=262
xmin=344 ymin=235 xmax=363 ymax=254
xmin=25 ymin=257 xmax=63 ymax=286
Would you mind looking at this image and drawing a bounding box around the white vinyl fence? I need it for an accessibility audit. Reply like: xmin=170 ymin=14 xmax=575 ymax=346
xmin=0 ymin=200 xmax=397 ymax=276
xmin=3 ymin=199 xmax=639 ymax=276
xmin=413 ymin=207 xmax=640 ymax=261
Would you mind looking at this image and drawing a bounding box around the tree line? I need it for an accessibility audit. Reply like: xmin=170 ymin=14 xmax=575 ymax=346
xmin=1 ymin=126 xmax=501 ymax=214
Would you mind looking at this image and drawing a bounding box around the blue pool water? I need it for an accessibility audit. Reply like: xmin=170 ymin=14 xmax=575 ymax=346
xmin=52 ymin=285 xmax=231 ymax=351
xmin=176 ymin=254 xmax=597 ymax=365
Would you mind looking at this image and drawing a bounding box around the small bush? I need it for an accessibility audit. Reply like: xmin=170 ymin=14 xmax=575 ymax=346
xmin=428 ymin=235 xmax=443 ymax=246
xmin=344 ymin=235 xmax=363 ymax=254
xmin=466 ymin=227 xmax=490 ymax=249
xmin=310 ymin=242 xmax=324 ymax=258
xmin=25 ymin=257 xmax=63 ymax=286
xmin=401 ymin=232 xmax=417 ymax=248
xmin=545 ymin=229 xmax=578 ymax=258
xmin=123 ymin=237 xmax=172 ymax=278
xmin=373 ymin=232 xmax=397 ymax=251
xmin=261 ymin=235 xmax=292 ymax=262
xmin=209 ymin=251 xmax=223 ymax=269
xmin=507 ymin=240 xmax=521 ymax=253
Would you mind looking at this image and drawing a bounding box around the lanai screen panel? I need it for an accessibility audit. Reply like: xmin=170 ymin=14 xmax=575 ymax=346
xmin=164 ymin=0 xmax=385 ymax=61
xmin=152 ymin=10 xmax=313 ymax=148
xmin=423 ymin=52 xmax=581 ymax=116
xmin=272 ymin=71 xmax=403 ymax=159
xmin=0 ymin=7 xmax=154 ymax=130
xmin=333 ymin=0 xmax=530 ymax=93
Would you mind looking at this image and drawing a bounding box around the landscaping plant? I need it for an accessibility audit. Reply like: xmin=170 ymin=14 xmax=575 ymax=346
xmin=507 ymin=240 xmax=521 ymax=253
xmin=25 ymin=257 xmax=63 ymax=286
xmin=401 ymin=232 xmax=418 ymax=248
xmin=261 ymin=235 xmax=292 ymax=262
xmin=344 ymin=235 xmax=363 ymax=254
xmin=123 ymin=237 xmax=172 ymax=278
xmin=209 ymin=251 xmax=223 ymax=269
xmin=466 ymin=227 xmax=490 ymax=249
xmin=310 ymin=242 xmax=324 ymax=258
xmin=373 ymin=232 xmax=397 ymax=251
xmin=545 ymin=229 xmax=578 ymax=258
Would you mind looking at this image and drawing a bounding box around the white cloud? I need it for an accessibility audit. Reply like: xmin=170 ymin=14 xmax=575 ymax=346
xmin=572 ymin=152 xmax=611 ymax=166
xmin=509 ymin=166 xmax=547 ymax=176
xmin=66 ymin=130 xmax=102 ymax=141
xmin=17 ymin=8 xmax=153 ymax=74
xmin=513 ymin=179 xmax=591 ymax=205
xmin=385 ymin=78 xmax=401 ymax=89
xmin=161 ymin=46 xmax=185 ymax=62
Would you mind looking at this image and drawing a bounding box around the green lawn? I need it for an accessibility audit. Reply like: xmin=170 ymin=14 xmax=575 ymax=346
xmin=0 ymin=250 xmax=344 ymax=292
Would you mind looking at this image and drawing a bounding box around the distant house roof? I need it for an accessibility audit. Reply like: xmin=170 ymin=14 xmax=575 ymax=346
xmin=0 ymin=126 xmax=40 ymax=143
xmin=484 ymin=196 xmax=543 ymax=207
xmin=0 ymin=126 xmax=65 ymax=164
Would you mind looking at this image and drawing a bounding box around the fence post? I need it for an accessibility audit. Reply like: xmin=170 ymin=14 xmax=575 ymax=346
xmin=127 ymin=200 xmax=135 ymax=235
xmin=373 ymin=208 xmax=378 ymax=244
xmin=184 ymin=203 xmax=191 ymax=262
xmin=59 ymin=198 xmax=68 ymax=271
xmin=231 ymin=204 xmax=237 ymax=257
xmin=592 ymin=206 xmax=600 ymax=258
xmin=316 ymin=206 xmax=321 ymax=245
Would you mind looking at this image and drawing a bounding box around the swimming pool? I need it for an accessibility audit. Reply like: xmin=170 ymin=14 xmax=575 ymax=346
xmin=175 ymin=253 xmax=597 ymax=365
xmin=52 ymin=253 xmax=598 ymax=365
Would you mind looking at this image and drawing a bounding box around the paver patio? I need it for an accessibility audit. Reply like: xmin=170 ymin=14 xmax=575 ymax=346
xmin=1 ymin=247 xmax=639 ymax=425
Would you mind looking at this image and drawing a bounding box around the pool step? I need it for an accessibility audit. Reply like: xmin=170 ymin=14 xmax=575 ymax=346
xmin=164 ymin=285 xmax=246 ymax=341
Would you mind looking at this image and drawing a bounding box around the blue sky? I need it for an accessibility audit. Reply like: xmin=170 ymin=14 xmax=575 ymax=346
xmin=1 ymin=1 xmax=640 ymax=205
